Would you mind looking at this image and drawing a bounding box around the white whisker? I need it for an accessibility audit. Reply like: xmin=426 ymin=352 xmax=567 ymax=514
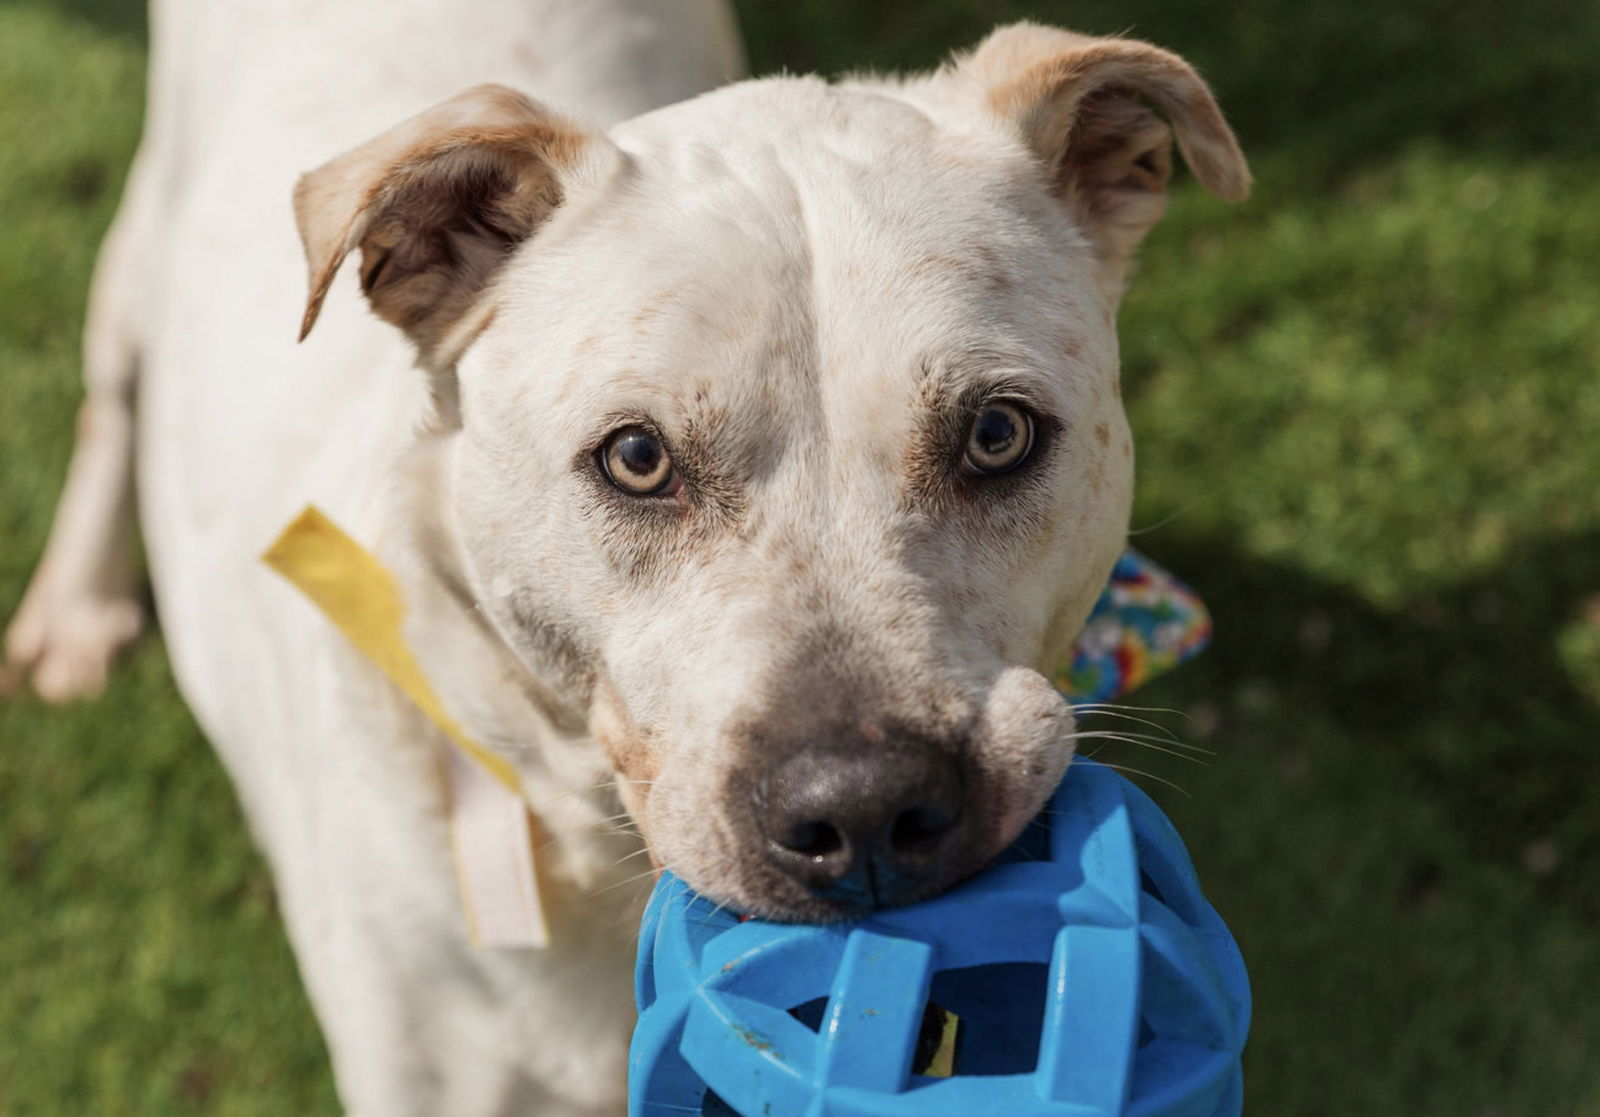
xmin=1066 ymin=729 xmax=1211 ymax=766
xmin=612 ymin=845 xmax=656 ymax=867
xmin=1126 ymin=497 xmax=1205 ymax=536
xmin=588 ymin=867 xmax=661 ymax=898
xmin=1074 ymin=708 xmax=1201 ymax=746
xmin=1079 ymin=749 xmax=1193 ymax=797
xmin=1071 ymin=701 xmax=1195 ymax=723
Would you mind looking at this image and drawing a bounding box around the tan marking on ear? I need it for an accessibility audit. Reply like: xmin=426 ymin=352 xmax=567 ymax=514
xmin=964 ymin=24 xmax=1249 ymax=203
xmin=984 ymin=43 xmax=1249 ymax=203
xmin=949 ymin=23 xmax=1249 ymax=297
xmin=292 ymin=84 xmax=599 ymax=361
xmin=294 ymin=172 xmax=371 ymax=341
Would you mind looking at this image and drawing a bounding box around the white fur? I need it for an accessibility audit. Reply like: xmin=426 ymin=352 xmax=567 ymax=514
xmin=6 ymin=5 xmax=1246 ymax=1112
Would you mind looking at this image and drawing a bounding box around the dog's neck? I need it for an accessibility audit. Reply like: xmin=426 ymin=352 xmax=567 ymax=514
xmin=377 ymin=428 xmax=647 ymax=896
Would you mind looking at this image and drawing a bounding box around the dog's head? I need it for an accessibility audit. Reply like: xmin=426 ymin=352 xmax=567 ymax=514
xmin=295 ymin=23 xmax=1247 ymax=920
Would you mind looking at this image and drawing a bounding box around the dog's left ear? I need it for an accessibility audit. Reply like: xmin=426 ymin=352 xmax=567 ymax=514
xmin=952 ymin=23 xmax=1250 ymax=296
xmin=294 ymin=84 xmax=620 ymax=374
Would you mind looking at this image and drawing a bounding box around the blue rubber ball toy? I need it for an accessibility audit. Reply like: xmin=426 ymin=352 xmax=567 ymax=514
xmin=629 ymin=758 xmax=1250 ymax=1117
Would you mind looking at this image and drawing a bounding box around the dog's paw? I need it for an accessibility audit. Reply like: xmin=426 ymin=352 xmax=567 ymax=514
xmin=3 ymin=583 xmax=141 ymax=703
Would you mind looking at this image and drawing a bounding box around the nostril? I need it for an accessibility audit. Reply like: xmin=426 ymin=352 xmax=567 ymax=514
xmin=759 ymin=741 xmax=965 ymax=903
xmin=778 ymin=819 xmax=845 ymax=861
xmin=890 ymin=803 xmax=959 ymax=854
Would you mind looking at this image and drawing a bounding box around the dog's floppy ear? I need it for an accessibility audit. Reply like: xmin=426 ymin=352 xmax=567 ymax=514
xmin=294 ymin=84 xmax=615 ymax=366
xmin=954 ymin=23 xmax=1250 ymax=295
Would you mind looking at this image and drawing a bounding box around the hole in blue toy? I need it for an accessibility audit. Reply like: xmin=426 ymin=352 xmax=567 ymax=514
xmin=789 ymin=995 xmax=961 ymax=1076
xmin=1135 ymin=837 xmax=1203 ymax=924
xmin=921 ymin=962 xmax=1049 ymax=1076
xmin=1139 ymin=868 xmax=1167 ymax=906
xmin=700 ymin=1087 xmax=738 ymax=1115
xmin=993 ymin=810 xmax=1053 ymax=866
xmin=788 ymin=995 xmax=828 ymax=1033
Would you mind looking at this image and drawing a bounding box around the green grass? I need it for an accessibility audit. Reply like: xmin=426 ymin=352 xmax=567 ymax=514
xmin=3 ymin=0 xmax=1598 ymax=1112
xmin=0 ymin=6 xmax=339 ymax=1113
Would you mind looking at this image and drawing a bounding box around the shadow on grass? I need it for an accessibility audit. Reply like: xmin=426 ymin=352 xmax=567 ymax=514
xmin=12 ymin=0 xmax=145 ymax=42
xmin=1158 ymin=528 xmax=1600 ymax=914
xmin=28 ymin=0 xmax=1595 ymax=176
xmin=735 ymin=0 xmax=1600 ymax=180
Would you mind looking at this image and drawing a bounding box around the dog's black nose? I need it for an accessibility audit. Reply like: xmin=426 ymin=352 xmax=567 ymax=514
xmin=761 ymin=743 xmax=963 ymax=908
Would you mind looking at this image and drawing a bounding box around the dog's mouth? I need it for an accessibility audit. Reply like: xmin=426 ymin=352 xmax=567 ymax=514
xmin=646 ymin=764 xmax=1043 ymax=925
xmin=624 ymin=678 xmax=1077 ymax=924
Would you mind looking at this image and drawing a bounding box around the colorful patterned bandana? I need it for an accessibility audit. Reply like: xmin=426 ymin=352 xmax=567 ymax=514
xmin=1053 ymin=549 xmax=1211 ymax=704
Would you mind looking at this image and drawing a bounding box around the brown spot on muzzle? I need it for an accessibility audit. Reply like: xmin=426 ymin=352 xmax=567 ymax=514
xmin=589 ymin=677 xmax=660 ymax=797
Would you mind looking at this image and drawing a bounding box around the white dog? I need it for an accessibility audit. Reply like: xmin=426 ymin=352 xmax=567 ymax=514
xmin=5 ymin=1 xmax=1247 ymax=1111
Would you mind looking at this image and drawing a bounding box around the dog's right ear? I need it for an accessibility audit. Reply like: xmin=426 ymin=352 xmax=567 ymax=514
xmin=294 ymin=84 xmax=617 ymax=367
xmin=944 ymin=23 xmax=1249 ymax=299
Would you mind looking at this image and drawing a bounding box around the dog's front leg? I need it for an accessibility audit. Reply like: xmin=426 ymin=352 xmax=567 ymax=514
xmin=2 ymin=138 xmax=163 ymax=701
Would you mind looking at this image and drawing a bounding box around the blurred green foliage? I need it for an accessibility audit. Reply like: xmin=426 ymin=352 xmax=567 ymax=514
xmin=3 ymin=0 xmax=1597 ymax=1112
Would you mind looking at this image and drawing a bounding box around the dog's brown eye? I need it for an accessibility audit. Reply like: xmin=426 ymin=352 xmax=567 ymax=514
xmin=963 ymin=402 xmax=1034 ymax=475
xmin=601 ymin=426 xmax=678 ymax=495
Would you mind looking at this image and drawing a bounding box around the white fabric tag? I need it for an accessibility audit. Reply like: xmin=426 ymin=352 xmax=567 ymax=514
xmin=445 ymin=744 xmax=551 ymax=948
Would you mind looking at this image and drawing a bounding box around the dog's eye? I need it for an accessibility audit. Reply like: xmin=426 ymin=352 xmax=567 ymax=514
xmin=962 ymin=402 xmax=1035 ymax=476
xmin=601 ymin=426 xmax=678 ymax=495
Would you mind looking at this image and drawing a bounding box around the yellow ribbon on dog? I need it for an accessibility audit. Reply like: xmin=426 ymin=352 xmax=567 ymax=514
xmin=262 ymin=507 xmax=519 ymax=791
xmin=264 ymin=506 xmax=549 ymax=948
